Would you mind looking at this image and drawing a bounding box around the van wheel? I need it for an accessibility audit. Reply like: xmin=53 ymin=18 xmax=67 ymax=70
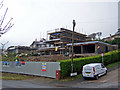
xmin=105 ymin=70 xmax=107 ymax=75
xmin=83 ymin=77 xmax=87 ymax=80
xmin=95 ymin=75 xmax=99 ymax=80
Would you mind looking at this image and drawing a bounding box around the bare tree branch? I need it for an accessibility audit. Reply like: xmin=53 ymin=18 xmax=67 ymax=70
xmin=0 ymin=0 xmax=14 ymax=37
xmin=0 ymin=0 xmax=4 ymax=9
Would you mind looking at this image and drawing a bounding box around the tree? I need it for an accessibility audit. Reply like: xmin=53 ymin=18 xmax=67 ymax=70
xmin=88 ymin=32 xmax=102 ymax=40
xmin=96 ymin=32 xmax=102 ymax=40
xmin=0 ymin=0 xmax=14 ymax=37
xmin=88 ymin=33 xmax=97 ymax=40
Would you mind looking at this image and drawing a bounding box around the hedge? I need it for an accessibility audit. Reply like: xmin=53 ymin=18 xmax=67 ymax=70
xmin=60 ymin=50 xmax=120 ymax=78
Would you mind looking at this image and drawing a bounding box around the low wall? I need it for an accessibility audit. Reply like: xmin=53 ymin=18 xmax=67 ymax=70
xmin=1 ymin=61 xmax=61 ymax=78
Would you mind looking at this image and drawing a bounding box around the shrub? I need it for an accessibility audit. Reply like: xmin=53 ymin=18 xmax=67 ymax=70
xmin=2 ymin=53 xmax=17 ymax=61
xmin=60 ymin=50 xmax=120 ymax=78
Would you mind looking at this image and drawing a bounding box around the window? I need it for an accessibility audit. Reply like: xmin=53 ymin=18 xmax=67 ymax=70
xmin=101 ymin=64 xmax=105 ymax=68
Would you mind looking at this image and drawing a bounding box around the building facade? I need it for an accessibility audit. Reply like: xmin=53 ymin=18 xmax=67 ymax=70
xmin=67 ymin=41 xmax=118 ymax=57
xmin=7 ymin=46 xmax=35 ymax=54
xmin=33 ymin=28 xmax=88 ymax=55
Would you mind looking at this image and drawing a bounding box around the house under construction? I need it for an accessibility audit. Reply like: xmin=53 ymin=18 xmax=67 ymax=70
xmin=35 ymin=28 xmax=88 ymax=55
xmin=6 ymin=28 xmax=118 ymax=61
xmin=67 ymin=41 xmax=118 ymax=57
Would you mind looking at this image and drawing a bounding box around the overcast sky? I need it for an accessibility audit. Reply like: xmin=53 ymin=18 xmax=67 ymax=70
xmin=0 ymin=0 xmax=119 ymax=49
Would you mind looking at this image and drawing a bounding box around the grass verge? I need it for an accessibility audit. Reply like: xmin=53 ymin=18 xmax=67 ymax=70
xmin=0 ymin=73 xmax=40 ymax=80
xmin=106 ymin=61 xmax=120 ymax=68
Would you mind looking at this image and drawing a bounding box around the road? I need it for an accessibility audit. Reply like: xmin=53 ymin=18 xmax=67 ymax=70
xmin=71 ymin=68 xmax=119 ymax=88
xmin=2 ymin=64 xmax=120 ymax=89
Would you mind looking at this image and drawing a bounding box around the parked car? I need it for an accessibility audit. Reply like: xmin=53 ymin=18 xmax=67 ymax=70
xmin=82 ymin=63 xmax=107 ymax=80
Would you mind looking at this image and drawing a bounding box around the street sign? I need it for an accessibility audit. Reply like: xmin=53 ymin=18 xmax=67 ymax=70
xmin=70 ymin=72 xmax=77 ymax=77
xmin=101 ymin=53 xmax=104 ymax=57
xmin=42 ymin=63 xmax=46 ymax=71
xmin=101 ymin=53 xmax=104 ymax=65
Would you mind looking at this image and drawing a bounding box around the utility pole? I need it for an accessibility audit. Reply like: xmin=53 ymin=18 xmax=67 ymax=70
xmin=71 ymin=20 xmax=76 ymax=73
xmin=101 ymin=53 xmax=104 ymax=65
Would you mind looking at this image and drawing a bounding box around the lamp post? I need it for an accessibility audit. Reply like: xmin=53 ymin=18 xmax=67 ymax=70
xmin=71 ymin=20 xmax=76 ymax=73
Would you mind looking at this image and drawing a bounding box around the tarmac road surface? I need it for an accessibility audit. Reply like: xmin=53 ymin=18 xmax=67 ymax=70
xmin=71 ymin=68 xmax=119 ymax=88
xmin=2 ymin=80 xmax=55 ymax=88
xmin=2 ymin=64 xmax=119 ymax=89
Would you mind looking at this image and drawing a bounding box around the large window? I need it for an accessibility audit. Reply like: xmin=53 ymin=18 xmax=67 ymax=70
xmin=83 ymin=44 xmax=95 ymax=53
xmin=74 ymin=46 xmax=81 ymax=54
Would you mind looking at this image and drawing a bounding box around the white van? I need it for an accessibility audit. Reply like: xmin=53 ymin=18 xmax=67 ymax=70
xmin=82 ymin=63 xmax=107 ymax=80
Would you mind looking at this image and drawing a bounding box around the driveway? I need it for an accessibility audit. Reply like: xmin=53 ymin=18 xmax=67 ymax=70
xmin=71 ymin=68 xmax=119 ymax=88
